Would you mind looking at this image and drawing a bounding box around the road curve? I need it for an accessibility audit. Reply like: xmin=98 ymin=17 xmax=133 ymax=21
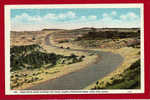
xmin=26 ymin=34 xmax=124 ymax=90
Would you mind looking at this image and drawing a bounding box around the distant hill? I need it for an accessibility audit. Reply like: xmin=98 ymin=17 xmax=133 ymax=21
xmin=76 ymin=27 xmax=140 ymax=32
xmin=41 ymin=29 xmax=64 ymax=31
xmin=11 ymin=31 xmax=44 ymax=35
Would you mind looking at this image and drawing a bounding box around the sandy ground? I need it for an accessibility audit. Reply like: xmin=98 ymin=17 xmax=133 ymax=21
xmin=50 ymin=34 xmax=84 ymax=49
xmin=50 ymin=38 xmax=140 ymax=89
xmin=13 ymin=54 xmax=99 ymax=90
xmin=84 ymin=47 xmax=140 ymax=89
xmin=11 ymin=31 xmax=55 ymax=46
xmin=11 ymin=30 xmax=100 ymax=90
xmin=11 ymin=30 xmax=140 ymax=90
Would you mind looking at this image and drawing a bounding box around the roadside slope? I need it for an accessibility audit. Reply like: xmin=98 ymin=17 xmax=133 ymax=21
xmin=26 ymin=34 xmax=123 ymax=90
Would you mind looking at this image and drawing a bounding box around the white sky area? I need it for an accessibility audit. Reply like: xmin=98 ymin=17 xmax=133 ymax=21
xmin=11 ymin=10 xmax=141 ymax=31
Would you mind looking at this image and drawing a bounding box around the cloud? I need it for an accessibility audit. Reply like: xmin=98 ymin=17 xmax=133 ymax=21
xmin=128 ymin=12 xmax=138 ymax=18
xmin=99 ymin=11 xmax=140 ymax=28
xmin=120 ymin=15 xmax=127 ymax=20
xmin=12 ymin=11 xmax=76 ymax=23
xmin=11 ymin=11 xmax=140 ymax=31
xmin=102 ymin=13 xmax=108 ymax=17
xmin=80 ymin=16 xmax=86 ymax=20
xmin=66 ymin=11 xmax=76 ymax=18
xmin=88 ymin=15 xmax=97 ymax=20
xmin=78 ymin=15 xmax=97 ymax=22
xmin=58 ymin=11 xmax=76 ymax=19
xmin=120 ymin=12 xmax=139 ymax=20
xmin=111 ymin=11 xmax=117 ymax=16
xmin=43 ymin=13 xmax=57 ymax=20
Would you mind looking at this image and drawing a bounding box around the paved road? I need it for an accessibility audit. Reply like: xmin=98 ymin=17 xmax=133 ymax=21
xmin=26 ymin=34 xmax=124 ymax=90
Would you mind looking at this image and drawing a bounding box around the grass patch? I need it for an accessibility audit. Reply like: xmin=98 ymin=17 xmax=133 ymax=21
xmin=92 ymin=59 xmax=140 ymax=89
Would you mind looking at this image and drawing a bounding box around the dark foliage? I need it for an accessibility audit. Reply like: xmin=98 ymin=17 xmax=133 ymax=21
xmin=10 ymin=44 xmax=84 ymax=71
xmin=82 ymin=30 xmax=140 ymax=40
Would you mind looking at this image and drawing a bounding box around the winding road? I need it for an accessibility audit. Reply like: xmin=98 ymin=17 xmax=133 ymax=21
xmin=26 ymin=33 xmax=124 ymax=90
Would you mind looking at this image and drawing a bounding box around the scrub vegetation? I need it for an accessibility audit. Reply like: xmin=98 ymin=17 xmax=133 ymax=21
xmin=52 ymin=28 xmax=141 ymax=89
xmin=92 ymin=59 xmax=140 ymax=89
xmin=10 ymin=44 xmax=85 ymax=89
xmin=10 ymin=27 xmax=141 ymax=90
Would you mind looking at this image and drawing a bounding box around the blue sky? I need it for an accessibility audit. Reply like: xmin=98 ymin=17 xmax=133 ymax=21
xmin=11 ymin=8 xmax=141 ymax=31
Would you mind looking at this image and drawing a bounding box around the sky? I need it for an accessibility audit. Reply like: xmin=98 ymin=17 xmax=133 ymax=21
xmin=11 ymin=8 xmax=141 ymax=31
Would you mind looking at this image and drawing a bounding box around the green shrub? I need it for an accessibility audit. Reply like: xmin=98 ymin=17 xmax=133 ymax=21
xmin=10 ymin=44 xmax=84 ymax=71
xmin=94 ymin=59 xmax=140 ymax=89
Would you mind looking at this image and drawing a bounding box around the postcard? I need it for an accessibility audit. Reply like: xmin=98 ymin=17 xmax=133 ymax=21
xmin=4 ymin=4 xmax=144 ymax=95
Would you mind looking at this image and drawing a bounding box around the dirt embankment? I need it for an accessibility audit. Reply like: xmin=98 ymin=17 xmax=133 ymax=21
xmin=85 ymin=47 xmax=140 ymax=89
xmin=10 ymin=29 xmax=140 ymax=90
xmin=11 ymin=30 xmax=100 ymax=90
xmin=50 ymin=31 xmax=140 ymax=89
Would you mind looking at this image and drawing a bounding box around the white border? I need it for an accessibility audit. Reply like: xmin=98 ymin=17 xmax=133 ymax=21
xmin=5 ymin=4 xmax=144 ymax=95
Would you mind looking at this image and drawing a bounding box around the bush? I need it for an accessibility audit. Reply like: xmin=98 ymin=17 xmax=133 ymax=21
xmin=10 ymin=44 xmax=83 ymax=71
xmin=94 ymin=59 xmax=140 ymax=89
